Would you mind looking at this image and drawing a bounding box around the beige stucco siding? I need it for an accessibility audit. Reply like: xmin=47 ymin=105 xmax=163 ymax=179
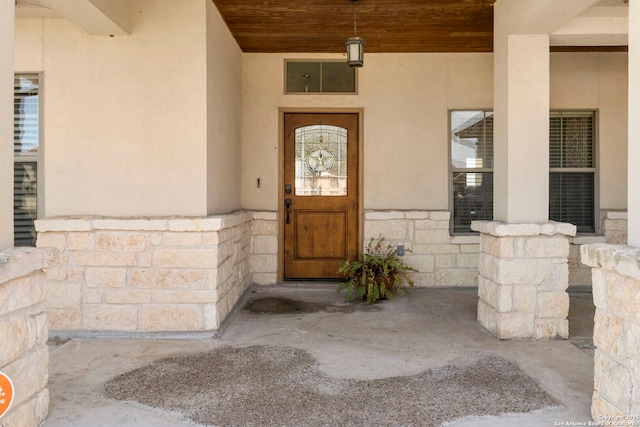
xmin=14 ymin=8 xmax=628 ymax=218
xmin=206 ymin=0 xmax=243 ymax=215
xmin=15 ymin=0 xmax=210 ymax=217
xmin=362 ymin=54 xmax=450 ymax=211
xmin=242 ymin=52 xmax=628 ymax=213
xmin=1 ymin=0 xmax=14 ymax=249
xmin=240 ymin=53 xmax=495 ymax=211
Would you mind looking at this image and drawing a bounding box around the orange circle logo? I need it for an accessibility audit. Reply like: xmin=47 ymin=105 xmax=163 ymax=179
xmin=0 ymin=372 xmax=15 ymax=419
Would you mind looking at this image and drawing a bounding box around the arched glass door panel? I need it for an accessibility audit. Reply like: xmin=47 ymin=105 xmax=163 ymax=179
xmin=294 ymin=125 xmax=348 ymax=196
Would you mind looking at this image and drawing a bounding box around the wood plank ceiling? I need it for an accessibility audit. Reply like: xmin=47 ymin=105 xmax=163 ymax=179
xmin=211 ymin=0 xmax=497 ymax=53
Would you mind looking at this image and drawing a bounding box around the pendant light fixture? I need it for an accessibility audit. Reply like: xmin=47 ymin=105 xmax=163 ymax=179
xmin=345 ymin=0 xmax=366 ymax=67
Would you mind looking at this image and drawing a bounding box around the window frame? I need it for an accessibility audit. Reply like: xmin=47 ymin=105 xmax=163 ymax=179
xmin=14 ymin=72 xmax=44 ymax=247
xmin=448 ymin=109 xmax=494 ymax=235
xmin=448 ymin=108 xmax=599 ymax=235
xmin=548 ymin=109 xmax=599 ymax=234
xmin=284 ymin=59 xmax=358 ymax=95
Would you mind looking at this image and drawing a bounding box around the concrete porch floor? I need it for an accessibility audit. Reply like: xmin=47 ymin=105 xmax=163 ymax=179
xmin=42 ymin=286 xmax=595 ymax=427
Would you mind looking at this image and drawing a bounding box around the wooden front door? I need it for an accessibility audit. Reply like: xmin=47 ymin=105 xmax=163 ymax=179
xmin=283 ymin=113 xmax=360 ymax=279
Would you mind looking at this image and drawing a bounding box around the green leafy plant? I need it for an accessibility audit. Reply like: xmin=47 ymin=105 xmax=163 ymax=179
xmin=337 ymin=236 xmax=417 ymax=304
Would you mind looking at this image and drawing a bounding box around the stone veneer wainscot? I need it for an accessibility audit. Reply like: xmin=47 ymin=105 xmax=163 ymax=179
xmin=364 ymin=210 xmax=480 ymax=287
xmin=0 ymin=248 xmax=49 ymax=426
xmin=35 ymin=212 xmax=253 ymax=335
xmin=364 ymin=210 xmax=616 ymax=289
xmin=34 ymin=209 xmax=625 ymax=335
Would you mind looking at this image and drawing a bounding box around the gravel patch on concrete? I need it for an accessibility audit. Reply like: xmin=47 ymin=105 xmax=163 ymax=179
xmin=105 ymin=345 xmax=561 ymax=427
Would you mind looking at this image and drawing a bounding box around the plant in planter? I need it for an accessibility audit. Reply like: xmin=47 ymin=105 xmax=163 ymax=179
xmin=337 ymin=236 xmax=417 ymax=304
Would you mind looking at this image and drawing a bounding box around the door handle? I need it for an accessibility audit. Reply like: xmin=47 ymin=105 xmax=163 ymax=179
xmin=284 ymin=198 xmax=292 ymax=224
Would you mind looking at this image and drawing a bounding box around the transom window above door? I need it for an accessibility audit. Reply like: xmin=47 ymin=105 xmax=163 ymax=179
xmin=285 ymin=60 xmax=357 ymax=94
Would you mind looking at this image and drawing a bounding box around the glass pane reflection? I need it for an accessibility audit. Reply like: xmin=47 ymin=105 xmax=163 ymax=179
xmin=450 ymin=111 xmax=493 ymax=169
xmin=14 ymin=75 xmax=39 ymax=155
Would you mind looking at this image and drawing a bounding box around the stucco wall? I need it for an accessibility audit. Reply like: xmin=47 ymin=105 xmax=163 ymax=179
xmin=241 ymin=52 xmax=628 ymax=215
xmin=14 ymin=9 xmax=628 ymax=223
xmin=206 ymin=1 xmax=243 ymax=215
xmin=241 ymin=53 xmax=494 ymax=211
xmin=14 ymin=0 xmax=210 ymax=217
xmin=0 ymin=0 xmax=14 ymax=250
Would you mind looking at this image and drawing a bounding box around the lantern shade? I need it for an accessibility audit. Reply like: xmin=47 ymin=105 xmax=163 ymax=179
xmin=345 ymin=37 xmax=366 ymax=67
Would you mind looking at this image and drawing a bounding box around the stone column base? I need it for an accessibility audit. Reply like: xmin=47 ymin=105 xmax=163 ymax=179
xmin=0 ymin=248 xmax=49 ymax=426
xmin=472 ymin=221 xmax=576 ymax=340
xmin=582 ymin=243 xmax=640 ymax=418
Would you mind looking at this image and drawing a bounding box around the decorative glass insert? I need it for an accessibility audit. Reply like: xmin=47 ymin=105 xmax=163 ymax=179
xmin=450 ymin=111 xmax=494 ymax=233
xmin=286 ymin=61 xmax=356 ymax=94
xmin=295 ymin=125 xmax=347 ymax=196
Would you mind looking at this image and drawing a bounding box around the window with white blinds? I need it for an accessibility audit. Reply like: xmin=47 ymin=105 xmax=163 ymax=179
xmin=449 ymin=110 xmax=596 ymax=234
xmin=14 ymin=74 xmax=40 ymax=247
xmin=450 ymin=111 xmax=494 ymax=233
xmin=549 ymin=111 xmax=596 ymax=233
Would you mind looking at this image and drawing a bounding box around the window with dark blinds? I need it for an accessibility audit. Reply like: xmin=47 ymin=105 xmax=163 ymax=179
xmin=548 ymin=112 xmax=596 ymax=233
xmin=450 ymin=111 xmax=494 ymax=233
xmin=449 ymin=110 xmax=597 ymax=235
xmin=14 ymin=74 xmax=40 ymax=247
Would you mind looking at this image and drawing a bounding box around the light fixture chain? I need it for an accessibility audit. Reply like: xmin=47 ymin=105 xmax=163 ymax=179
xmin=353 ymin=0 xmax=358 ymax=36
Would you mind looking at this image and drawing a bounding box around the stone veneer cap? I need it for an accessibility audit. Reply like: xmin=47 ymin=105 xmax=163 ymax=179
xmin=364 ymin=210 xmax=451 ymax=221
xmin=606 ymin=211 xmax=628 ymax=220
xmin=35 ymin=211 xmax=253 ymax=233
xmin=364 ymin=211 xmax=406 ymax=220
xmin=471 ymin=220 xmax=577 ymax=237
xmin=580 ymin=243 xmax=640 ymax=281
xmin=0 ymin=247 xmax=44 ymax=284
xmin=252 ymin=211 xmax=277 ymax=221
xmin=35 ymin=217 xmax=92 ymax=232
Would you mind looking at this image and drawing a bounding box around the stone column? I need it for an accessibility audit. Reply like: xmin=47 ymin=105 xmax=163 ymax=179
xmin=580 ymin=1 xmax=640 ymax=419
xmin=0 ymin=249 xmax=49 ymax=426
xmin=582 ymin=244 xmax=640 ymax=418
xmin=482 ymin=2 xmax=571 ymax=340
xmin=0 ymin=0 xmax=15 ymax=250
xmin=493 ymin=3 xmax=550 ymax=224
xmin=473 ymin=221 xmax=576 ymax=339
xmin=484 ymin=1 xmax=600 ymax=339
